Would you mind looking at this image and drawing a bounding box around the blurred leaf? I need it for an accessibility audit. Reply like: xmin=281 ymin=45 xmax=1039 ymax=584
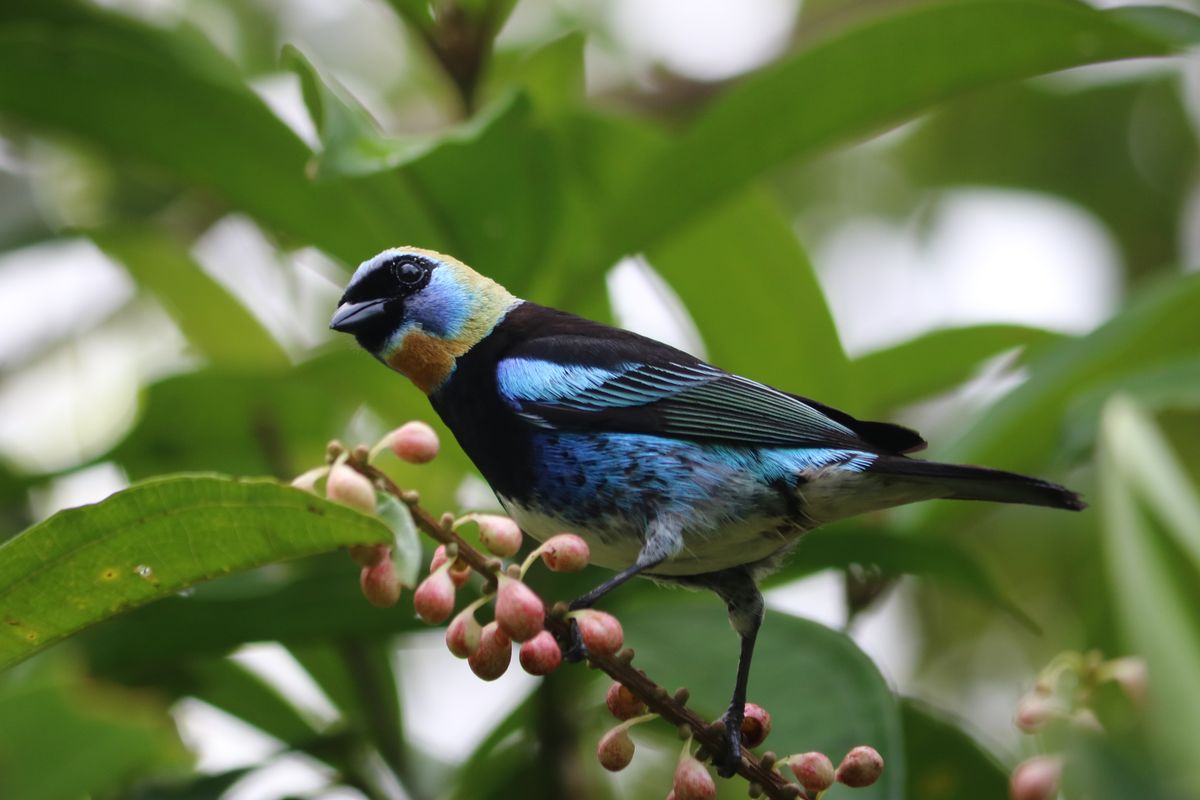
xmin=0 ymin=0 xmax=422 ymax=262
xmin=610 ymin=0 xmax=1188 ymax=254
xmin=648 ymin=189 xmax=851 ymax=406
xmin=764 ymin=524 xmax=1037 ymax=631
xmin=1099 ymin=396 xmax=1200 ymax=794
xmin=623 ymin=601 xmax=904 ymax=799
xmin=91 ymin=226 xmax=289 ymax=369
xmin=1111 ymin=5 xmax=1200 ymax=45
xmin=282 ymin=45 xmax=432 ymax=179
xmin=483 ymin=33 xmax=586 ymax=115
xmin=401 ymin=91 xmax=563 ymax=289
xmin=289 ymin=640 xmax=409 ymax=778
xmin=910 ymin=270 xmax=1200 ymax=532
xmin=850 ymin=324 xmax=1064 ymax=415
xmin=0 ymin=659 xmax=187 ymax=800
xmin=899 ymin=76 xmax=1196 ymax=280
xmin=0 ymin=475 xmax=391 ymax=670
xmin=1063 ymin=356 xmax=1200 ymax=458
xmin=175 ymin=657 xmax=321 ymax=749
xmin=379 ymin=493 xmax=422 ymax=588
xmin=901 ymin=699 xmax=1007 ymax=800
xmin=122 ymin=768 xmax=254 ymax=800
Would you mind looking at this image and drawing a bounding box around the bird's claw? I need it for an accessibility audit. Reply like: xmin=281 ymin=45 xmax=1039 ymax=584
xmin=556 ymin=617 xmax=588 ymax=663
xmin=713 ymin=712 xmax=744 ymax=778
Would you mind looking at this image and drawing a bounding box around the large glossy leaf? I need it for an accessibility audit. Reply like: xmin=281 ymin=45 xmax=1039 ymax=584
xmin=609 ymin=0 xmax=1186 ymax=254
xmin=901 ymin=699 xmax=1007 ymax=800
xmin=1098 ymin=397 xmax=1200 ymax=794
xmin=622 ymin=600 xmax=904 ymax=799
xmin=91 ymin=226 xmax=289 ymax=369
xmin=648 ymin=189 xmax=851 ymax=406
xmin=850 ymin=324 xmax=1063 ymax=415
xmin=77 ymin=553 xmax=424 ymax=677
xmin=0 ymin=475 xmax=391 ymax=670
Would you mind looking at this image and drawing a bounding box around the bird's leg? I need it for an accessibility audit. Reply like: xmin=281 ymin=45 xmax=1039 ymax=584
xmin=559 ymin=552 xmax=664 ymax=662
xmin=707 ymin=568 xmax=765 ymax=778
xmin=559 ymin=518 xmax=677 ymax=661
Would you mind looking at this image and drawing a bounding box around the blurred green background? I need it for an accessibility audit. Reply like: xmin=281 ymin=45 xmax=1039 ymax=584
xmin=1 ymin=0 xmax=1200 ymax=798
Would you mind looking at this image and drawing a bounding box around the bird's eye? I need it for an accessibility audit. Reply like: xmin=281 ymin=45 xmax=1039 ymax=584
xmin=389 ymin=258 xmax=426 ymax=287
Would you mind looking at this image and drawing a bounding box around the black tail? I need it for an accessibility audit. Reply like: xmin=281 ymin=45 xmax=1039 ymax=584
xmin=869 ymin=457 xmax=1086 ymax=511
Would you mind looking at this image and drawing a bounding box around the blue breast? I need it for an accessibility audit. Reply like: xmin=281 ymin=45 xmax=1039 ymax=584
xmin=525 ymin=431 xmax=874 ymax=531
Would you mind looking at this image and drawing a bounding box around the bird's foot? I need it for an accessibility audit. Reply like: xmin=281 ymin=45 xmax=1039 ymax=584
xmin=555 ymin=616 xmax=588 ymax=663
xmin=713 ymin=710 xmax=744 ymax=778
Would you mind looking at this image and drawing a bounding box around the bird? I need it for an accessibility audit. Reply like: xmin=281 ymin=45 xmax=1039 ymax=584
xmin=330 ymin=246 xmax=1084 ymax=775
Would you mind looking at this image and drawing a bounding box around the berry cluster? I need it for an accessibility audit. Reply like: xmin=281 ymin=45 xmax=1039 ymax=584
xmin=296 ymin=420 xmax=887 ymax=800
xmin=597 ymin=679 xmax=882 ymax=799
xmin=1011 ymin=651 xmax=1148 ymax=800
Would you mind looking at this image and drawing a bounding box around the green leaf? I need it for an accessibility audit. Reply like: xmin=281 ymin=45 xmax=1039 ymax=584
xmin=0 ymin=475 xmax=391 ymax=671
xmin=648 ymin=189 xmax=851 ymax=406
xmin=79 ymin=558 xmax=424 ymax=676
xmin=764 ymin=524 xmax=1037 ymax=631
xmin=0 ymin=0 xmax=442 ymax=262
xmin=288 ymin=640 xmax=409 ymax=778
xmin=1062 ymin=356 xmax=1200 ymax=458
xmin=379 ymin=493 xmax=422 ymax=588
xmin=282 ymin=45 xmax=432 ymax=179
xmin=909 ymin=271 xmax=1200 ymax=532
xmin=1099 ymin=396 xmax=1200 ymax=794
xmin=90 ymin=226 xmax=289 ymax=369
xmin=175 ymin=657 xmax=322 ymax=749
xmin=123 ymin=768 xmax=255 ymax=800
xmin=850 ymin=324 xmax=1064 ymax=415
xmin=609 ymin=0 xmax=1185 ymax=253
xmin=901 ymin=699 xmax=1007 ymax=800
xmin=482 ymin=33 xmax=586 ymax=115
xmin=0 ymin=659 xmax=187 ymax=800
xmin=622 ymin=600 xmax=904 ymax=799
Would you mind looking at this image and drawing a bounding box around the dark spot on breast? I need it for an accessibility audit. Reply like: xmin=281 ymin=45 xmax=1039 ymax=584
xmin=572 ymin=472 xmax=586 ymax=487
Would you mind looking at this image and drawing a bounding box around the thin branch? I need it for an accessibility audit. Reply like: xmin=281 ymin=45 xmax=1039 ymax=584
xmin=355 ymin=460 xmax=808 ymax=800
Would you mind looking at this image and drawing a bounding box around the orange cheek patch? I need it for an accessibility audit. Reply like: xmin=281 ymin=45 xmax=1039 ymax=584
xmin=386 ymin=331 xmax=459 ymax=394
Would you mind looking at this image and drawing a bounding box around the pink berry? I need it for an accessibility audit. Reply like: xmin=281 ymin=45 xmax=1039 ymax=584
xmin=430 ymin=544 xmax=471 ymax=588
xmin=1107 ymin=656 xmax=1148 ymax=707
xmin=350 ymin=543 xmax=389 ymax=567
xmin=789 ymin=752 xmax=835 ymax=794
xmin=574 ymin=610 xmax=623 ymax=656
xmin=836 ymin=745 xmax=884 ymax=788
xmin=386 ymin=421 xmax=440 ymax=463
xmin=467 ymin=622 xmax=512 ymax=681
xmin=740 ymin=703 xmax=772 ymax=749
xmin=1015 ymin=692 xmax=1061 ymax=733
xmin=605 ymin=682 xmax=646 ymax=721
xmin=446 ymin=608 xmax=482 ymax=658
xmin=326 ymin=463 xmax=375 ymax=514
xmin=359 ymin=559 xmax=401 ymax=608
xmin=519 ymin=631 xmax=562 ymax=675
xmin=413 ymin=567 xmax=456 ymax=624
xmin=596 ymin=725 xmax=635 ymax=772
xmin=1010 ymin=755 xmax=1062 ymax=800
xmin=540 ymin=534 xmax=590 ymax=572
xmin=475 ymin=514 xmax=522 ymax=557
xmin=673 ymin=752 xmax=716 ymax=800
xmin=494 ymin=576 xmax=545 ymax=642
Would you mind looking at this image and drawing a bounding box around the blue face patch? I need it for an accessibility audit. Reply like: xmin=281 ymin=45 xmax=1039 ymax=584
xmin=402 ymin=264 xmax=471 ymax=338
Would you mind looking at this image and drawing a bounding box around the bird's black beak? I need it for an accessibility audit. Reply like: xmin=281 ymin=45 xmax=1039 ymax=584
xmin=330 ymin=299 xmax=387 ymax=333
